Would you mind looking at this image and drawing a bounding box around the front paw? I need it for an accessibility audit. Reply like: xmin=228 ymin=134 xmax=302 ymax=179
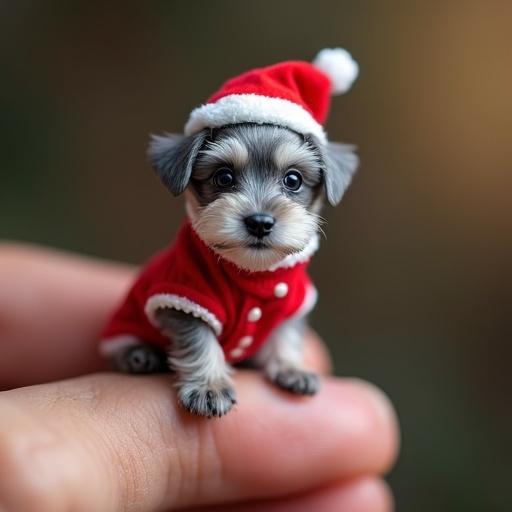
xmin=271 ymin=368 xmax=320 ymax=396
xmin=178 ymin=381 xmax=237 ymax=418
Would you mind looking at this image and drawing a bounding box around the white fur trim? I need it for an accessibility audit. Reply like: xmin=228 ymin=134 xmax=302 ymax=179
xmin=99 ymin=335 xmax=141 ymax=357
xmin=145 ymin=294 xmax=223 ymax=336
xmin=269 ymin=233 xmax=320 ymax=271
xmin=313 ymin=48 xmax=359 ymax=95
xmin=185 ymin=94 xmax=328 ymax=145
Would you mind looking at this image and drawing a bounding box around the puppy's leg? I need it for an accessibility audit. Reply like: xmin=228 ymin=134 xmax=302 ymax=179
xmin=155 ymin=307 xmax=236 ymax=417
xmin=253 ymin=317 xmax=320 ymax=395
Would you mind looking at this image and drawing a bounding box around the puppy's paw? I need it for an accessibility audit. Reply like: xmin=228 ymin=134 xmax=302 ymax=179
xmin=117 ymin=345 xmax=168 ymax=374
xmin=271 ymin=368 xmax=320 ymax=396
xmin=178 ymin=381 xmax=237 ymax=418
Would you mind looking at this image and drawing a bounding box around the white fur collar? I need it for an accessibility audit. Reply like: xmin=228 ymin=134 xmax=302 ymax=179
xmin=267 ymin=233 xmax=319 ymax=271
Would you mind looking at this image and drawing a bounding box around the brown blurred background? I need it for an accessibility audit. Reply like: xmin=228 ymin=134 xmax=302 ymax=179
xmin=1 ymin=1 xmax=511 ymax=510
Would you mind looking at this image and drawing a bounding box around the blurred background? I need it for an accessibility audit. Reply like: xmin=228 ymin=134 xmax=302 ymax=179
xmin=1 ymin=1 xmax=511 ymax=510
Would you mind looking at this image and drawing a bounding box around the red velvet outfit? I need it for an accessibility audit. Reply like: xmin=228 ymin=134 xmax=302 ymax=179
xmin=100 ymin=222 xmax=317 ymax=363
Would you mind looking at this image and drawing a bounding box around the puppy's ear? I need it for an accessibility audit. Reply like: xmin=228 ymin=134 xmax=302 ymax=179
xmin=322 ymin=141 xmax=359 ymax=206
xmin=148 ymin=130 xmax=208 ymax=196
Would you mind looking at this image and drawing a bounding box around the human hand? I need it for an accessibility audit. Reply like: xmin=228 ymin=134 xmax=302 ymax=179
xmin=0 ymin=244 xmax=399 ymax=511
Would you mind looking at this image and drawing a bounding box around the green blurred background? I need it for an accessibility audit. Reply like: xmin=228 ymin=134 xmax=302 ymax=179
xmin=1 ymin=1 xmax=511 ymax=510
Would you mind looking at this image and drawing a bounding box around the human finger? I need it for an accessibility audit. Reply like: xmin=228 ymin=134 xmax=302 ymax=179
xmin=0 ymin=372 xmax=398 ymax=511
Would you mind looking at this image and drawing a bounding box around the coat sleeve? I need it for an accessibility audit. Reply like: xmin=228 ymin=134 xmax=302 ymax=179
xmin=144 ymin=281 xmax=226 ymax=337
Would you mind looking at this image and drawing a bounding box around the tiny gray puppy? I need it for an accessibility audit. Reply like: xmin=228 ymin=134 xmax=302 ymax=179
xmin=110 ymin=123 xmax=357 ymax=417
xmin=100 ymin=48 xmax=360 ymax=417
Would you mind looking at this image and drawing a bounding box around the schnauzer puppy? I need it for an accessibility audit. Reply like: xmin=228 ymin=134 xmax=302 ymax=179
xmin=111 ymin=123 xmax=358 ymax=417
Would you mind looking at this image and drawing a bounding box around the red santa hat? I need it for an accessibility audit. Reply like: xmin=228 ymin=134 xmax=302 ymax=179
xmin=184 ymin=48 xmax=359 ymax=145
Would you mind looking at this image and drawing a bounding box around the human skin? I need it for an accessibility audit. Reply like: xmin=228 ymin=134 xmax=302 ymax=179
xmin=0 ymin=244 xmax=399 ymax=512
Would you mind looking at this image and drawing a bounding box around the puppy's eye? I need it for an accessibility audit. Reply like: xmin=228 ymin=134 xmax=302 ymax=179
xmin=213 ymin=167 xmax=235 ymax=188
xmin=283 ymin=169 xmax=303 ymax=191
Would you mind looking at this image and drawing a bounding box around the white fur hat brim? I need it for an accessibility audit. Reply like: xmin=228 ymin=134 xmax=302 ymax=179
xmin=184 ymin=94 xmax=328 ymax=145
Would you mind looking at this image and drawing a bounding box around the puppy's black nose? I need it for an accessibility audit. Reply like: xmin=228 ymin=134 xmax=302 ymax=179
xmin=244 ymin=214 xmax=275 ymax=238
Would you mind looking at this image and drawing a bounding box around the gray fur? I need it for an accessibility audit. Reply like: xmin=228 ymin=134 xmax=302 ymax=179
xmin=274 ymin=368 xmax=319 ymax=395
xmin=251 ymin=316 xmax=320 ymax=395
xmin=155 ymin=307 xmax=236 ymax=418
xmin=148 ymin=130 xmax=209 ymax=196
xmin=114 ymin=345 xmax=168 ymax=374
xmin=320 ymin=140 xmax=359 ymax=206
xmin=192 ymin=124 xmax=323 ymax=208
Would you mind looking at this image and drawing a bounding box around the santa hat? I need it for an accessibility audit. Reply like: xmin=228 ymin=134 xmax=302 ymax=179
xmin=184 ymin=48 xmax=359 ymax=145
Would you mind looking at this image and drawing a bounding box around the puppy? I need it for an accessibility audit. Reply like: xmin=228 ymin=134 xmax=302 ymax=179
xmin=107 ymin=123 xmax=357 ymax=417
xmin=100 ymin=47 xmax=360 ymax=417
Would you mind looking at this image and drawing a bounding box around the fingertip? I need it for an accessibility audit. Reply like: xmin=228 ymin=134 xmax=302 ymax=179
xmin=340 ymin=378 xmax=400 ymax=475
xmin=309 ymin=377 xmax=399 ymax=478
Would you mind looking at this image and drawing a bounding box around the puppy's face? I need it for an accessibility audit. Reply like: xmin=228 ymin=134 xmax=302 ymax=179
xmin=187 ymin=125 xmax=323 ymax=271
xmin=149 ymin=124 xmax=358 ymax=272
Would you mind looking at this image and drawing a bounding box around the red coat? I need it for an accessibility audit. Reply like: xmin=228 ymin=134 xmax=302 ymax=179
xmin=100 ymin=222 xmax=317 ymax=363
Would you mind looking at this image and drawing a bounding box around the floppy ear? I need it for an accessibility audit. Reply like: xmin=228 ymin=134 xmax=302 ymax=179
xmin=147 ymin=130 xmax=209 ymax=196
xmin=322 ymin=142 xmax=359 ymax=206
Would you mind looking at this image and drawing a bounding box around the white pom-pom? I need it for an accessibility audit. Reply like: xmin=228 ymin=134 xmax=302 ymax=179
xmin=312 ymin=48 xmax=359 ymax=95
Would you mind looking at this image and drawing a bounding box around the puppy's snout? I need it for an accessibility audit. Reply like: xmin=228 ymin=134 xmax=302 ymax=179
xmin=244 ymin=214 xmax=275 ymax=238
